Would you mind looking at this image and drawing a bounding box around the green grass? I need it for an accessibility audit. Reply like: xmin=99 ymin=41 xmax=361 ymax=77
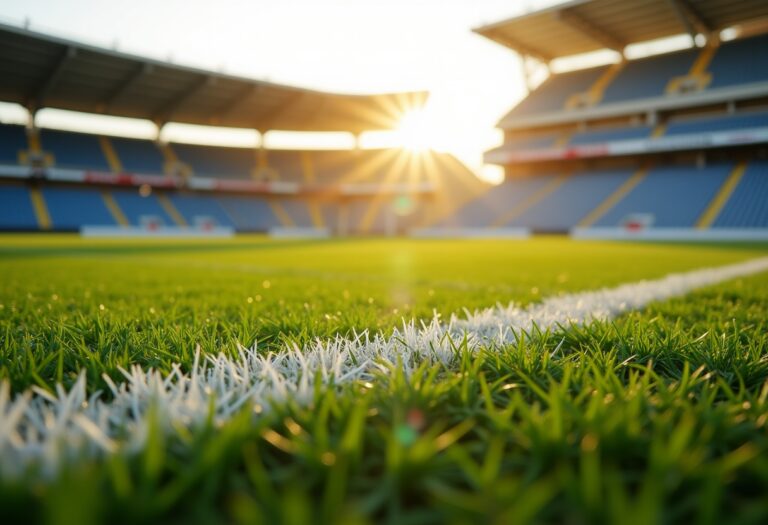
xmin=1 ymin=235 xmax=767 ymax=524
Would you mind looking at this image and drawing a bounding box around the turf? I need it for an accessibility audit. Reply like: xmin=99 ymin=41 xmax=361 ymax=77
xmin=1 ymin=235 xmax=767 ymax=524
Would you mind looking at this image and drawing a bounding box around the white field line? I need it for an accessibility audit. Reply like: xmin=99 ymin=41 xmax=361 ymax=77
xmin=1 ymin=256 xmax=768 ymax=479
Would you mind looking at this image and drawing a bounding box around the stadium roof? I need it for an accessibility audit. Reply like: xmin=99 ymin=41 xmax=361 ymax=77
xmin=474 ymin=0 xmax=768 ymax=62
xmin=0 ymin=22 xmax=427 ymax=133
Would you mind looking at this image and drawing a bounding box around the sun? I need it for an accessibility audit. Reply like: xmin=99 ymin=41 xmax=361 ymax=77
xmin=396 ymin=109 xmax=441 ymax=152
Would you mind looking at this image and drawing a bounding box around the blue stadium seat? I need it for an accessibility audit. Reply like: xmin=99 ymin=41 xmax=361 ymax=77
xmin=39 ymin=129 xmax=110 ymax=171
xmin=0 ymin=124 xmax=28 ymax=165
xmin=110 ymin=137 xmax=165 ymax=174
xmin=111 ymin=190 xmax=174 ymax=226
xmin=216 ymin=196 xmax=280 ymax=231
xmin=42 ymin=186 xmax=116 ymax=229
xmin=601 ymin=48 xmax=698 ymax=104
xmin=508 ymin=170 xmax=633 ymax=230
xmin=665 ymin=111 xmax=768 ymax=136
xmin=713 ymin=162 xmax=768 ymax=228
xmin=172 ymin=143 xmax=255 ymax=179
xmin=707 ymin=34 xmax=768 ymax=90
xmin=509 ymin=66 xmax=608 ymax=117
xmin=569 ymin=126 xmax=652 ymax=145
xmin=0 ymin=184 xmax=38 ymax=229
xmin=265 ymin=150 xmax=304 ymax=182
xmin=280 ymin=199 xmax=314 ymax=227
xmin=440 ymin=176 xmax=555 ymax=227
xmin=167 ymin=194 xmax=235 ymax=227
xmin=594 ymin=164 xmax=731 ymax=227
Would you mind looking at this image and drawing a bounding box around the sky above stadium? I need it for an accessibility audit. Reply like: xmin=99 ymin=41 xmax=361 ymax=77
xmin=0 ymin=0 xmax=665 ymax=180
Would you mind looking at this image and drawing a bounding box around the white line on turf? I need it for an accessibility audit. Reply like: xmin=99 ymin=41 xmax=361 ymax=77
xmin=1 ymin=256 xmax=768 ymax=478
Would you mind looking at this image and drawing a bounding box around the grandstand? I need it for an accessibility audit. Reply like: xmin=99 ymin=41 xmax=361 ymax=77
xmin=0 ymin=22 xmax=484 ymax=235
xmin=462 ymin=0 xmax=768 ymax=239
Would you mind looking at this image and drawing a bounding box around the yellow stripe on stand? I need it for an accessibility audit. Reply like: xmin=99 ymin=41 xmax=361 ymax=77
xmin=102 ymin=191 xmax=129 ymax=226
xmin=29 ymin=187 xmax=51 ymax=230
xmin=565 ymin=60 xmax=626 ymax=109
xmin=157 ymin=193 xmax=187 ymax=226
xmin=99 ymin=136 xmax=123 ymax=172
xmin=577 ymin=168 xmax=648 ymax=228
xmin=696 ymin=161 xmax=747 ymax=229
xmin=269 ymin=200 xmax=295 ymax=227
xmin=491 ymin=175 xmax=568 ymax=228
xmin=651 ymin=124 xmax=667 ymax=138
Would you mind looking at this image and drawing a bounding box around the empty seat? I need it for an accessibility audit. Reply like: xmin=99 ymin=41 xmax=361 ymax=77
xmin=167 ymin=194 xmax=235 ymax=227
xmin=42 ymin=187 xmax=116 ymax=229
xmin=171 ymin=143 xmax=255 ymax=179
xmin=39 ymin=129 xmax=110 ymax=171
xmin=707 ymin=34 xmax=768 ymax=90
xmin=0 ymin=124 xmax=28 ymax=165
xmin=216 ymin=195 xmax=280 ymax=231
xmin=713 ymin=162 xmax=768 ymax=228
xmin=111 ymin=190 xmax=174 ymax=226
xmin=509 ymin=170 xmax=633 ymax=230
xmin=594 ymin=164 xmax=731 ymax=227
xmin=601 ymin=48 xmax=698 ymax=104
xmin=0 ymin=185 xmax=38 ymax=229
xmin=665 ymin=111 xmax=768 ymax=136
xmin=569 ymin=126 xmax=652 ymax=145
xmin=110 ymin=137 xmax=165 ymax=174
xmin=508 ymin=66 xmax=608 ymax=117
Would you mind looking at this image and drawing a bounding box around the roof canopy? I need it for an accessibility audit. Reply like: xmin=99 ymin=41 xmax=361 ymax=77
xmin=475 ymin=0 xmax=768 ymax=62
xmin=0 ymin=23 xmax=427 ymax=132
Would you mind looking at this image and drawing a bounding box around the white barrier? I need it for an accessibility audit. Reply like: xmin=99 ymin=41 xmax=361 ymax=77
xmin=571 ymin=227 xmax=768 ymax=241
xmin=80 ymin=226 xmax=235 ymax=238
xmin=268 ymin=227 xmax=331 ymax=239
xmin=409 ymin=227 xmax=531 ymax=239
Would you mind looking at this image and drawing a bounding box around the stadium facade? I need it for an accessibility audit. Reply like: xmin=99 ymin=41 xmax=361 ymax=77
xmin=0 ymin=22 xmax=485 ymax=236
xmin=1 ymin=0 xmax=768 ymax=239
xmin=454 ymin=0 xmax=768 ymax=240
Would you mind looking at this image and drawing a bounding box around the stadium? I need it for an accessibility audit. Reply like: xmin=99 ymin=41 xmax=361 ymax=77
xmin=1 ymin=0 xmax=768 ymax=523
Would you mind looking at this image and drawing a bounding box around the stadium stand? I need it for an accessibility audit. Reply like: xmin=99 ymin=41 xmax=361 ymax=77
xmin=665 ymin=111 xmax=768 ymax=136
xmin=109 ymin=137 xmax=166 ymax=174
xmin=706 ymin=33 xmax=768 ymax=90
xmin=0 ymin=124 xmax=27 ymax=165
xmin=216 ymin=195 xmax=281 ymax=231
xmin=42 ymin=186 xmax=117 ymax=230
xmin=600 ymin=49 xmax=698 ymax=104
xmin=593 ymin=164 xmax=732 ymax=228
xmin=568 ymin=125 xmax=652 ymax=145
xmin=0 ymin=184 xmax=37 ymax=229
xmin=507 ymin=66 xmax=608 ymax=117
xmin=471 ymin=0 xmax=768 ymax=238
xmin=171 ymin=143 xmax=256 ymax=180
xmin=39 ymin=129 xmax=110 ymax=171
xmin=713 ymin=161 xmax=768 ymax=228
xmin=166 ymin=193 xmax=236 ymax=228
xmin=111 ymin=190 xmax=174 ymax=226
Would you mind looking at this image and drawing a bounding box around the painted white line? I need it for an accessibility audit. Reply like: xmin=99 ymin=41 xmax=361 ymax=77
xmin=1 ymin=257 xmax=768 ymax=478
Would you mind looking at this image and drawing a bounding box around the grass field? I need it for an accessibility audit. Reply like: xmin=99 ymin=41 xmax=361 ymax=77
xmin=1 ymin=235 xmax=768 ymax=524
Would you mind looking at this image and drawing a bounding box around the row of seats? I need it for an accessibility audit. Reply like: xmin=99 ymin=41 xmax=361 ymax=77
xmin=0 ymin=122 xmax=430 ymax=184
xmin=443 ymin=161 xmax=768 ymax=231
xmin=0 ymin=183 xmax=402 ymax=233
xmin=510 ymin=33 xmax=768 ymax=118
xmin=498 ymin=109 xmax=768 ymax=152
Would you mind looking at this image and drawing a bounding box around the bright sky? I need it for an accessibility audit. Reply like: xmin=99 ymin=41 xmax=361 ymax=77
xmin=0 ymin=0 xmax=699 ymax=182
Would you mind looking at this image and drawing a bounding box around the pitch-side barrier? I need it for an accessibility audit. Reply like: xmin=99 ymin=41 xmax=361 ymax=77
xmin=571 ymin=227 xmax=768 ymax=241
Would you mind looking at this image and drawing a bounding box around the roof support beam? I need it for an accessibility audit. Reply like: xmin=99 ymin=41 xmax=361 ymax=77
xmin=152 ymin=75 xmax=216 ymax=123
xmin=667 ymin=0 xmax=712 ymax=39
xmin=260 ymin=91 xmax=306 ymax=130
xmin=31 ymin=45 xmax=76 ymax=107
xmin=209 ymin=83 xmax=260 ymax=123
xmin=483 ymin=30 xmax=552 ymax=64
xmin=100 ymin=63 xmax=153 ymax=111
xmin=555 ymin=9 xmax=625 ymax=52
